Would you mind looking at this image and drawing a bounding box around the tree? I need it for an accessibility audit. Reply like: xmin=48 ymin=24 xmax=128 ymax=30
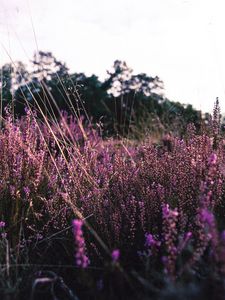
xmin=0 ymin=64 xmax=13 ymax=103
xmin=10 ymin=53 xmax=202 ymax=138
xmin=31 ymin=51 xmax=69 ymax=81
xmin=103 ymin=60 xmax=164 ymax=99
xmin=67 ymin=73 xmax=108 ymax=122
xmin=101 ymin=60 xmax=165 ymax=135
xmin=14 ymin=52 xmax=69 ymax=117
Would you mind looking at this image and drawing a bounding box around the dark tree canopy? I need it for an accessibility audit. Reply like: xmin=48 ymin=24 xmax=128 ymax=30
xmin=0 ymin=51 xmax=203 ymax=137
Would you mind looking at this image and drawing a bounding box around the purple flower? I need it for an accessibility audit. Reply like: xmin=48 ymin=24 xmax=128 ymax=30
xmin=162 ymin=204 xmax=171 ymax=219
xmin=162 ymin=203 xmax=178 ymax=218
xmin=72 ymin=219 xmax=90 ymax=268
xmin=0 ymin=221 xmax=5 ymax=228
xmin=23 ymin=186 xmax=30 ymax=197
xmin=185 ymin=232 xmax=192 ymax=240
xmin=145 ymin=233 xmax=161 ymax=248
xmin=200 ymin=209 xmax=214 ymax=226
xmin=209 ymin=153 xmax=217 ymax=165
xmin=111 ymin=249 xmax=120 ymax=262
xmin=145 ymin=233 xmax=155 ymax=247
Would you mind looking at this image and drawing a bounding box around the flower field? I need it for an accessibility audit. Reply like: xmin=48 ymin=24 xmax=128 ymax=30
xmin=0 ymin=103 xmax=225 ymax=299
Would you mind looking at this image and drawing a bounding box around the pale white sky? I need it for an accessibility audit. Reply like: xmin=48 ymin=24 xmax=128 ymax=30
xmin=1 ymin=0 xmax=225 ymax=113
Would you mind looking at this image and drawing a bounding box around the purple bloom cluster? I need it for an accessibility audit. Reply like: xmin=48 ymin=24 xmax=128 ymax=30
xmin=1 ymin=102 xmax=225 ymax=286
xmin=72 ymin=219 xmax=90 ymax=268
xmin=199 ymin=209 xmax=214 ymax=226
xmin=111 ymin=249 xmax=120 ymax=262
xmin=145 ymin=233 xmax=161 ymax=249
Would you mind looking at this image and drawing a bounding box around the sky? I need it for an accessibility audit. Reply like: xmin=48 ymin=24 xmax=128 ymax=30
xmin=1 ymin=0 xmax=225 ymax=113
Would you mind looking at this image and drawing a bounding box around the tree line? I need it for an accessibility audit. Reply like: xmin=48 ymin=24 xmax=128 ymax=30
xmin=0 ymin=51 xmax=202 ymax=137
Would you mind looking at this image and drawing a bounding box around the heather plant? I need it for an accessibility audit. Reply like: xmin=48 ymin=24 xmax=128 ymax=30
xmin=0 ymin=100 xmax=225 ymax=299
xmin=72 ymin=219 xmax=90 ymax=268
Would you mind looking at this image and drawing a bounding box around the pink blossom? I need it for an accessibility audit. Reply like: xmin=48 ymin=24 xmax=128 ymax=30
xmin=111 ymin=249 xmax=120 ymax=262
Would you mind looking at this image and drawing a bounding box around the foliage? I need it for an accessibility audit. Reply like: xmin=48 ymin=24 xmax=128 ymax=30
xmin=0 ymin=52 xmax=203 ymax=137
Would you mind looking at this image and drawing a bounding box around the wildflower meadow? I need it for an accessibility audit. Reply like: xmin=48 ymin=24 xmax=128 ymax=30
xmin=0 ymin=98 xmax=225 ymax=299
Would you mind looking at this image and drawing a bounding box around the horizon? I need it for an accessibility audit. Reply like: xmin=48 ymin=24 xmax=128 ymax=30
xmin=1 ymin=0 xmax=225 ymax=114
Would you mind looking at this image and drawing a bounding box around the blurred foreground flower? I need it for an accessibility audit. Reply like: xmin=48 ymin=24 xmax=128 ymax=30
xmin=111 ymin=249 xmax=120 ymax=262
xmin=72 ymin=219 xmax=90 ymax=268
xmin=0 ymin=221 xmax=5 ymax=228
